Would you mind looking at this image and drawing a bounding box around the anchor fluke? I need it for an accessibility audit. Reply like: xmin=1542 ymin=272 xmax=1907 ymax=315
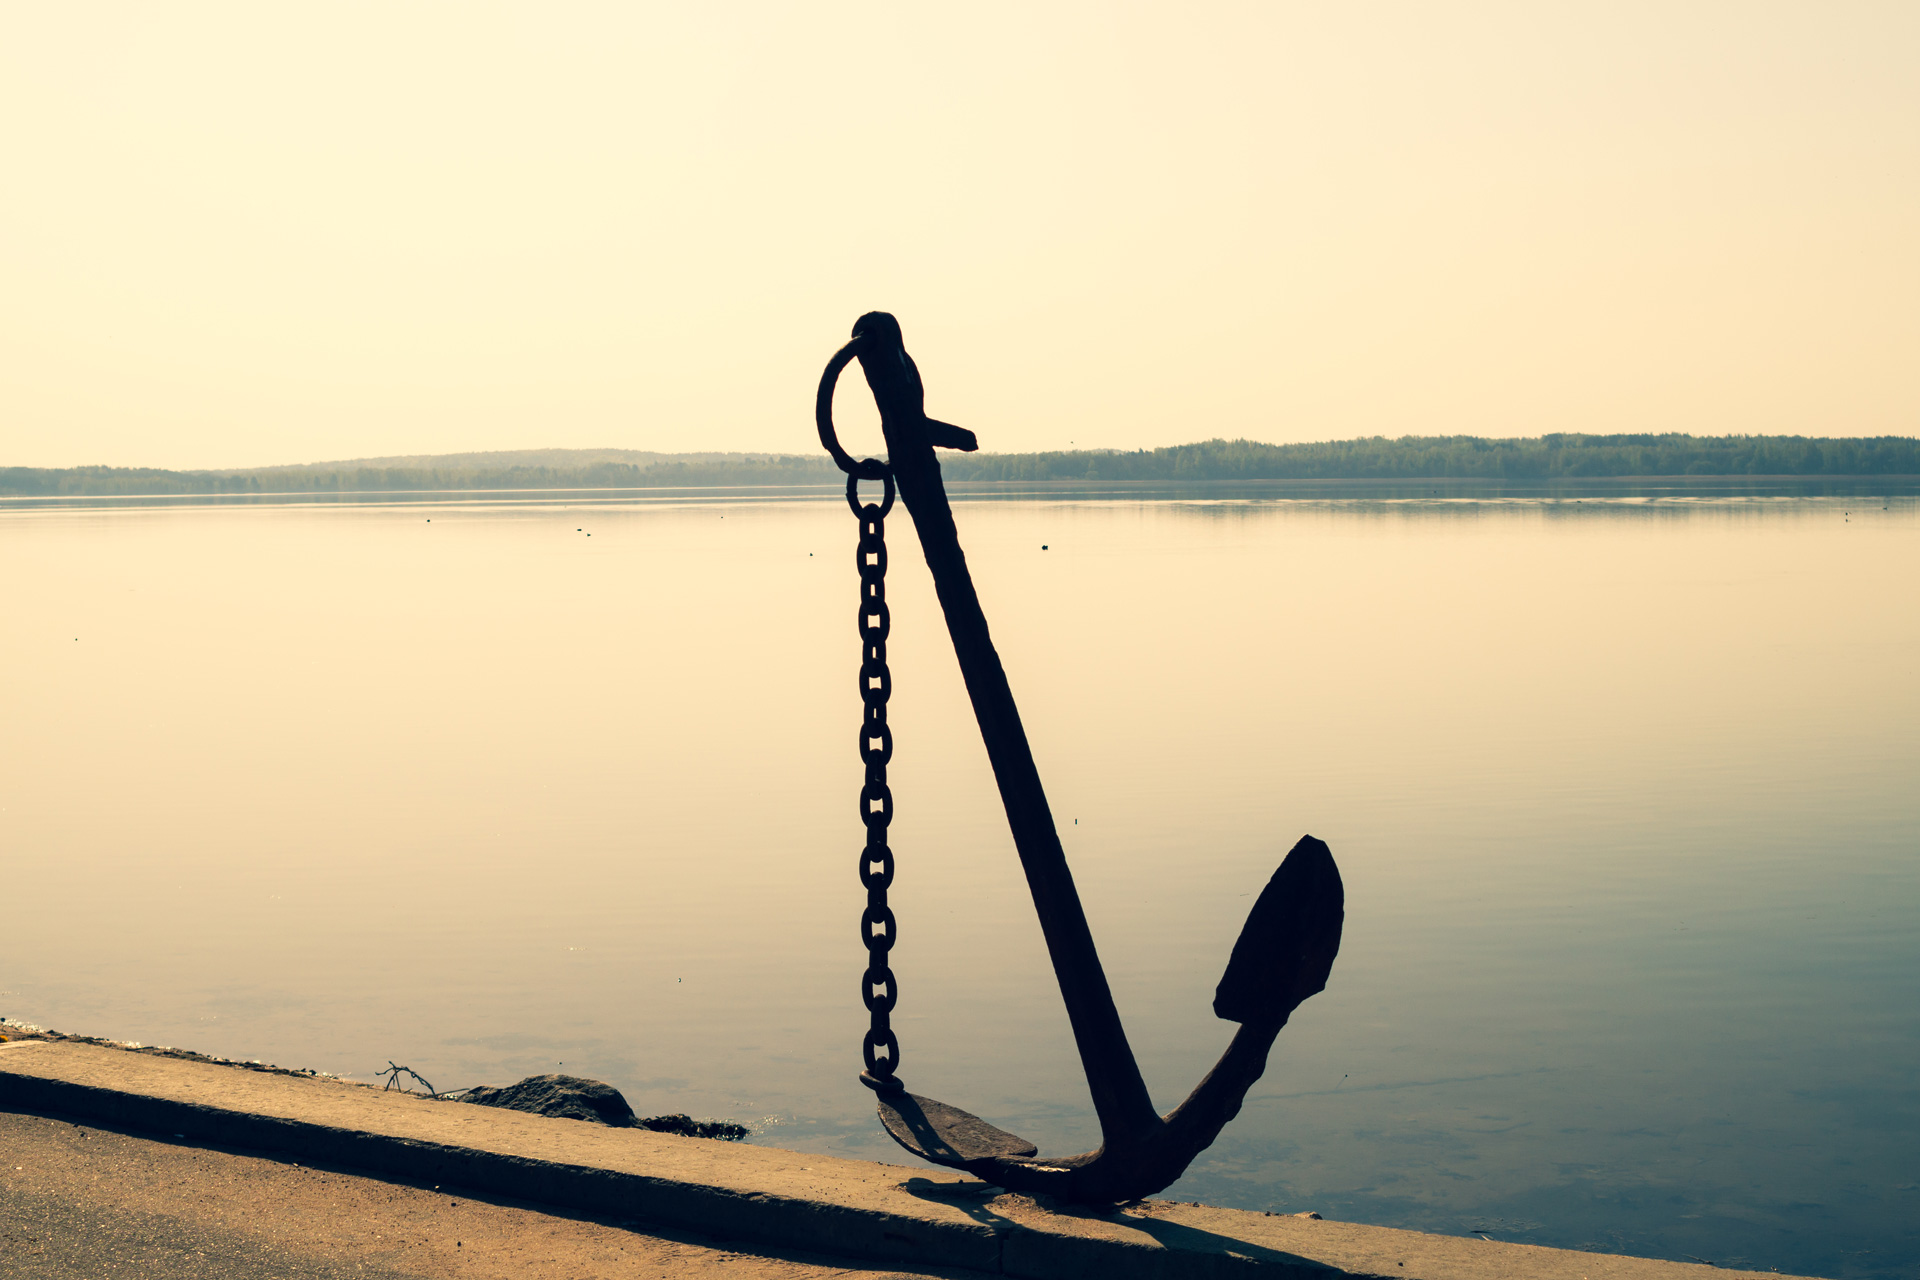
xmin=1213 ymin=835 xmax=1345 ymax=1026
xmin=872 ymin=1088 xmax=1039 ymax=1166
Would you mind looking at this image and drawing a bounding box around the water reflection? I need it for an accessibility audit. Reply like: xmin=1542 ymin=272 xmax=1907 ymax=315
xmin=2 ymin=493 xmax=1914 ymax=1278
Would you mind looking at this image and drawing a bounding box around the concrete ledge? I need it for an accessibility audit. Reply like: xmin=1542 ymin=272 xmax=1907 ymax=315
xmin=0 ymin=1039 xmax=1804 ymax=1280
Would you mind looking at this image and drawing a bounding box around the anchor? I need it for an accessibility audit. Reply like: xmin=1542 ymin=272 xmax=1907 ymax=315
xmin=817 ymin=312 xmax=1344 ymax=1205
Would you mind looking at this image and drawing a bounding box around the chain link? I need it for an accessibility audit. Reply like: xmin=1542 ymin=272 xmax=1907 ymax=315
xmin=849 ymin=469 xmax=900 ymax=1085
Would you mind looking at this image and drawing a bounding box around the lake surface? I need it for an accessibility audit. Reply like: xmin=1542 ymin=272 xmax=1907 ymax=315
xmin=4 ymin=489 xmax=1916 ymax=1278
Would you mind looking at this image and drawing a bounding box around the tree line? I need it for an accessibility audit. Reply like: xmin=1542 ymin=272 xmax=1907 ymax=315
xmin=0 ymin=456 xmax=841 ymax=496
xmin=937 ymin=434 xmax=1920 ymax=482
xmin=5 ymin=433 xmax=1916 ymax=496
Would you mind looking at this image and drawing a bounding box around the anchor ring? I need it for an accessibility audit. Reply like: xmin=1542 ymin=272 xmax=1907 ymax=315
xmin=817 ymin=338 xmax=890 ymax=475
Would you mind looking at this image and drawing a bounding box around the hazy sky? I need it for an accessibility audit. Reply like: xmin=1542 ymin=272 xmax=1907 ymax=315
xmin=3 ymin=2 xmax=1916 ymax=470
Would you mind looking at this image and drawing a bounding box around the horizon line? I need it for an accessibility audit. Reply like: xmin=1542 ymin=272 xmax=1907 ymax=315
xmin=10 ymin=430 xmax=1920 ymax=476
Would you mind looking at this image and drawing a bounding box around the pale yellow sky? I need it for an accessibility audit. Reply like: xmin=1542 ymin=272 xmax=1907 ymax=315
xmin=2 ymin=2 xmax=1915 ymax=470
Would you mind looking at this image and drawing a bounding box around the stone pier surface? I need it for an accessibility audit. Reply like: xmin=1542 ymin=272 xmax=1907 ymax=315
xmin=0 ymin=1038 xmax=1813 ymax=1280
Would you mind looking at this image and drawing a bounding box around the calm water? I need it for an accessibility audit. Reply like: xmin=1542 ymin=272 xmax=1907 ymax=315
xmin=4 ymin=491 xmax=1916 ymax=1278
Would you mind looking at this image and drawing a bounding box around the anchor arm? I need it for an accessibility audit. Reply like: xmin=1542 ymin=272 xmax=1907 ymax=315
xmin=951 ymin=834 xmax=1344 ymax=1202
xmin=1162 ymin=832 xmax=1344 ymax=1149
xmin=842 ymin=312 xmax=1162 ymax=1147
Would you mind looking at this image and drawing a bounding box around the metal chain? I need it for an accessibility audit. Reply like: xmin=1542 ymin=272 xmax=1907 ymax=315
xmin=850 ymin=468 xmax=900 ymax=1087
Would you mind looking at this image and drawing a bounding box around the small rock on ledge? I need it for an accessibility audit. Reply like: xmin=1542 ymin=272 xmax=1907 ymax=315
xmin=458 ymin=1073 xmax=748 ymax=1140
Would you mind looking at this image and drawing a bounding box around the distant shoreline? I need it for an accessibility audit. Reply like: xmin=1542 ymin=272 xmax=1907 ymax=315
xmin=6 ymin=434 xmax=1919 ymax=498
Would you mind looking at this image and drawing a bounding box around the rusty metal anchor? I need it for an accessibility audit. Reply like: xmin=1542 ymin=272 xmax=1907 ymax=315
xmin=816 ymin=312 xmax=1343 ymax=1204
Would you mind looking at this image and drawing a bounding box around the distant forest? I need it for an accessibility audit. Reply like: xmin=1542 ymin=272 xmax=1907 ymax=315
xmin=5 ymin=434 xmax=1917 ymax=496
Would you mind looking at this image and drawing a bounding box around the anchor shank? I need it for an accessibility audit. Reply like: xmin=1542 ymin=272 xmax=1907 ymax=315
xmin=851 ymin=322 xmax=1161 ymax=1146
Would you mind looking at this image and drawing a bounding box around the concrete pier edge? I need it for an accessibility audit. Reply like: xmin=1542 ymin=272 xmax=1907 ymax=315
xmin=0 ymin=1038 xmax=1801 ymax=1280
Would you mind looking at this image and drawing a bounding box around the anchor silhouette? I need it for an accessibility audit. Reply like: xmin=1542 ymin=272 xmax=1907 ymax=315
xmin=817 ymin=312 xmax=1343 ymax=1204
